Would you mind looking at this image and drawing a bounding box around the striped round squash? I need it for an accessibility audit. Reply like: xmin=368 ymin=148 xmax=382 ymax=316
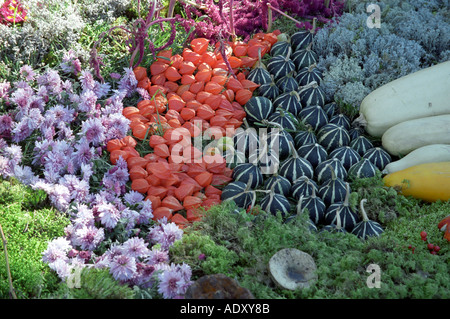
xmin=292 ymin=42 xmax=318 ymax=70
xmin=276 ymin=72 xmax=299 ymax=93
xmin=318 ymin=165 xmax=347 ymax=206
xmin=267 ymin=109 xmax=300 ymax=132
xmin=362 ymin=147 xmax=392 ymax=171
xmin=329 ymin=113 xmax=351 ymax=130
xmin=225 ymin=149 xmax=247 ymax=169
xmin=315 ymin=158 xmax=347 ymax=184
xmin=279 ymin=142 xmax=314 ymax=183
xmin=233 ymin=124 xmax=260 ymax=156
xmin=270 ymin=40 xmax=292 ymax=57
xmin=348 ymin=127 xmax=364 ymax=140
xmin=323 ymin=102 xmax=338 ymax=119
xmin=317 ymin=123 xmax=351 ymax=152
xmin=291 ymin=176 xmax=318 ymax=201
xmin=324 ymin=182 xmax=359 ymax=232
xmin=296 ymin=143 xmax=328 ymax=168
xmin=348 ymin=159 xmax=378 ymax=179
xmin=267 ymin=48 xmax=296 ymax=80
xmin=351 ymin=199 xmax=384 ymax=239
xmin=290 ymin=21 xmax=316 ymax=51
xmin=299 ymin=186 xmax=326 ymax=225
xmin=260 ymin=185 xmax=292 ymax=217
xmin=266 ymin=128 xmax=295 ymax=160
xmin=231 ymin=163 xmax=263 ymax=188
xmin=298 ymin=81 xmax=326 ymax=107
xmin=264 ymin=173 xmax=292 ymax=197
xmin=247 ymin=66 xmax=272 ymax=85
xmin=247 ymin=46 xmax=272 ymax=85
xmin=295 ymin=64 xmax=323 ymax=86
xmin=298 ymin=104 xmax=328 ymax=131
xmin=258 ymin=80 xmax=280 ymax=100
xmin=350 ymin=135 xmax=374 ymax=157
xmin=244 ymin=96 xmax=274 ymax=123
xmin=273 ymin=91 xmax=303 ymax=116
xmin=294 ymin=129 xmax=318 ymax=148
xmin=328 ymin=146 xmax=361 ymax=170
xmin=221 ymin=180 xmax=256 ymax=209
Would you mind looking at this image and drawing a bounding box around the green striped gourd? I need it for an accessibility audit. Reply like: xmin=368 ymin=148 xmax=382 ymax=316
xmin=291 ymin=176 xmax=318 ymax=201
xmin=264 ymin=173 xmax=292 ymax=197
xmin=231 ymin=163 xmax=263 ymax=188
xmin=267 ymin=47 xmax=296 ymax=80
xmin=351 ymin=199 xmax=384 ymax=239
xmin=270 ymin=40 xmax=292 ymax=58
xmin=221 ymin=177 xmax=256 ymax=209
xmin=260 ymin=180 xmax=292 ymax=217
xmin=317 ymin=123 xmax=351 ymax=152
xmin=298 ymin=81 xmax=326 ymax=107
xmin=318 ymin=164 xmax=347 ymax=206
xmin=296 ymin=143 xmax=328 ymax=168
xmin=233 ymin=120 xmax=260 ymax=156
xmin=350 ymin=135 xmax=374 ymax=156
xmin=298 ymin=104 xmax=329 ymax=131
xmin=292 ymin=42 xmax=318 ymax=70
xmin=315 ymin=158 xmax=347 ymax=184
xmin=323 ymin=102 xmax=338 ymax=119
xmin=362 ymin=147 xmax=392 ymax=171
xmin=266 ymin=109 xmax=300 ymax=132
xmin=273 ymin=91 xmax=303 ymax=116
xmin=294 ymin=129 xmax=318 ymax=148
xmin=290 ymin=18 xmax=316 ymax=51
xmin=324 ymin=182 xmax=359 ymax=232
xmin=258 ymin=77 xmax=280 ymax=100
xmin=244 ymin=96 xmax=274 ymax=124
xmin=279 ymin=141 xmax=314 ymax=183
xmin=276 ymin=72 xmax=299 ymax=93
xmin=328 ymin=146 xmax=361 ymax=170
xmin=300 ymin=186 xmax=326 ymax=225
xmin=295 ymin=63 xmax=323 ymax=86
xmin=348 ymin=158 xmax=378 ymax=179
xmin=247 ymin=47 xmax=272 ymax=85
xmin=329 ymin=113 xmax=351 ymax=130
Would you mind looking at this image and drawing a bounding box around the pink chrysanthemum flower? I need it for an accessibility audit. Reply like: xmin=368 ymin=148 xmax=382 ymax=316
xmin=109 ymin=254 xmax=137 ymax=282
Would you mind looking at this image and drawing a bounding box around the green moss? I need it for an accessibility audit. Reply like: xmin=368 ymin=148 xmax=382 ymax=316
xmin=170 ymin=175 xmax=450 ymax=299
xmin=0 ymin=178 xmax=70 ymax=299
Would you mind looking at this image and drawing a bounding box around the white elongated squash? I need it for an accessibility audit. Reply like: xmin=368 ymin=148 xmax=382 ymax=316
xmin=382 ymin=144 xmax=450 ymax=174
xmin=355 ymin=61 xmax=450 ymax=137
xmin=382 ymin=114 xmax=450 ymax=156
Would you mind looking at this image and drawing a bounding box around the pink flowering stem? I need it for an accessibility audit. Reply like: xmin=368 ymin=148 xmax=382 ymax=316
xmin=267 ymin=3 xmax=303 ymax=26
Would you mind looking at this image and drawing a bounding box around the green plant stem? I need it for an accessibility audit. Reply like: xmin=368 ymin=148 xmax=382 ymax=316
xmin=0 ymin=223 xmax=17 ymax=299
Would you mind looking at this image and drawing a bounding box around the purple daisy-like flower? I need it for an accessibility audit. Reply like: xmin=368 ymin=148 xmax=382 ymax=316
xmin=13 ymin=165 xmax=38 ymax=185
xmin=79 ymin=70 xmax=96 ymax=92
xmin=47 ymin=104 xmax=75 ymax=124
xmin=0 ymin=114 xmax=13 ymax=134
xmin=152 ymin=222 xmax=183 ymax=250
xmin=42 ymin=237 xmax=72 ymax=265
xmin=157 ymin=264 xmax=185 ymax=299
xmin=74 ymin=225 xmax=105 ymax=251
xmin=102 ymin=113 xmax=130 ymax=141
xmin=11 ymin=117 xmax=36 ymax=142
xmin=118 ymin=67 xmax=138 ymax=97
xmin=59 ymin=174 xmax=90 ymax=202
xmin=19 ymin=65 xmax=36 ymax=82
xmin=137 ymin=199 xmax=153 ymax=225
xmin=145 ymin=248 xmax=169 ymax=265
xmin=122 ymin=237 xmax=151 ymax=259
xmin=45 ymin=69 xmax=63 ymax=95
xmin=80 ymin=117 xmax=106 ymax=146
xmin=124 ymin=190 xmax=144 ymax=206
xmin=0 ymin=81 xmax=11 ymax=101
xmin=109 ymin=254 xmax=137 ymax=282
xmin=97 ymin=202 xmax=121 ymax=229
xmin=78 ymin=89 xmax=98 ymax=114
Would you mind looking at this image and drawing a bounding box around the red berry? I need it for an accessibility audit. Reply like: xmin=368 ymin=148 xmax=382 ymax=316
xmin=430 ymin=250 xmax=437 ymax=255
xmin=408 ymin=245 xmax=412 ymax=249
xmin=427 ymin=243 xmax=434 ymax=250
xmin=434 ymin=245 xmax=440 ymax=252
xmin=420 ymin=231 xmax=427 ymax=238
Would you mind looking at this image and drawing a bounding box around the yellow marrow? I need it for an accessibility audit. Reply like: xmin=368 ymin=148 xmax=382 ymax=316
xmin=383 ymin=161 xmax=450 ymax=202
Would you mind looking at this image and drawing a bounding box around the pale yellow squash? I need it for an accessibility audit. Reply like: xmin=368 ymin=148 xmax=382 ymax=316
xmin=383 ymin=161 xmax=450 ymax=202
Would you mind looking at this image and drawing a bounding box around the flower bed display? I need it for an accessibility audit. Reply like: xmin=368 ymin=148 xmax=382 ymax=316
xmin=0 ymin=0 xmax=449 ymax=301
